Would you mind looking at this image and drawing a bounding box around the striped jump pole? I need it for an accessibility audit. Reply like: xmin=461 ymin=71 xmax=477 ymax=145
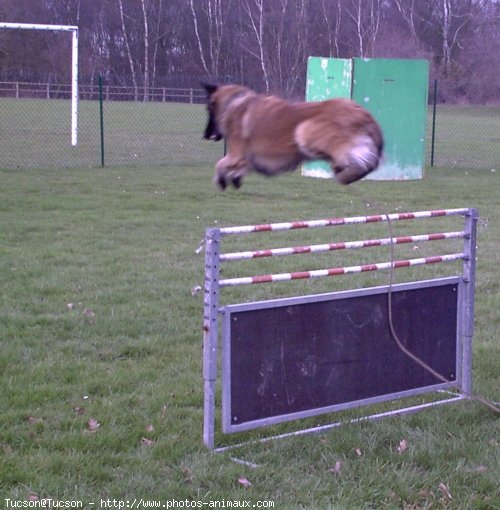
xmin=220 ymin=231 xmax=465 ymax=262
xmin=219 ymin=253 xmax=466 ymax=287
xmin=218 ymin=208 xmax=470 ymax=236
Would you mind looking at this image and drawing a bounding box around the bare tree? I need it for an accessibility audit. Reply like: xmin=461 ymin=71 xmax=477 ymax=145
xmin=440 ymin=0 xmax=473 ymax=77
xmin=392 ymin=0 xmax=420 ymax=44
xmin=243 ymin=0 xmax=270 ymax=91
xmin=116 ymin=0 xmax=169 ymax=100
xmin=140 ymin=0 xmax=150 ymax=100
xmin=189 ymin=0 xmax=233 ymax=77
xmin=150 ymin=0 xmax=162 ymax=87
xmin=318 ymin=0 xmax=342 ymax=57
xmin=117 ymin=0 xmax=139 ymax=99
xmin=1 ymin=0 xmax=498 ymax=102
xmin=391 ymin=0 xmax=474 ymax=77
xmin=272 ymin=0 xmax=310 ymax=96
xmin=345 ymin=0 xmax=382 ymax=57
xmin=189 ymin=0 xmax=210 ymax=74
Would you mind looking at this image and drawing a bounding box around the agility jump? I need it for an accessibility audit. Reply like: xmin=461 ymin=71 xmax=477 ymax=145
xmin=201 ymin=208 xmax=477 ymax=450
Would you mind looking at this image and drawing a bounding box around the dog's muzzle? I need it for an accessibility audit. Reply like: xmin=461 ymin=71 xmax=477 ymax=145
xmin=205 ymin=131 xmax=223 ymax=141
xmin=203 ymin=109 xmax=222 ymax=142
xmin=204 ymin=116 xmax=223 ymax=141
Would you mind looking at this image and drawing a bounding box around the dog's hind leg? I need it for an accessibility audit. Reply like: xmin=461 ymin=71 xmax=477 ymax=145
xmin=295 ymin=119 xmax=383 ymax=185
xmin=332 ymin=135 xmax=382 ymax=184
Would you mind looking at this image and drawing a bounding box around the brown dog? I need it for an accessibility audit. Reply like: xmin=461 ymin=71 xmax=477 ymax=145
xmin=202 ymin=83 xmax=384 ymax=190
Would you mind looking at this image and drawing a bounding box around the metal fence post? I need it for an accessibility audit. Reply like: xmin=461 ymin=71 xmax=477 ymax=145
xmin=99 ymin=75 xmax=105 ymax=167
xmin=203 ymin=228 xmax=221 ymax=449
xmin=461 ymin=208 xmax=477 ymax=396
xmin=431 ymin=79 xmax=438 ymax=167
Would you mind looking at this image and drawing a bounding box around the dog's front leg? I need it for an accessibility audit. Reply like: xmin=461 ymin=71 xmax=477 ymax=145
xmin=214 ymin=155 xmax=249 ymax=190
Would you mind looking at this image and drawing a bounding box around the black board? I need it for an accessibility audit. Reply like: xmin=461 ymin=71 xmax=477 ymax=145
xmin=224 ymin=280 xmax=459 ymax=429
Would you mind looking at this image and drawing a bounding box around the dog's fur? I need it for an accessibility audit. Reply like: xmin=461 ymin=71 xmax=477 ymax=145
xmin=202 ymin=83 xmax=384 ymax=190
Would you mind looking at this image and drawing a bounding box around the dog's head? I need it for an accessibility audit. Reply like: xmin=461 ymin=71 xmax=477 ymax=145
xmin=201 ymin=82 xmax=223 ymax=142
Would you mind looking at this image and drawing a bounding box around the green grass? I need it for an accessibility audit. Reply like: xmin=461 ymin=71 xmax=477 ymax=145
xmin=0 ymin=165 xmax=499 ymax=508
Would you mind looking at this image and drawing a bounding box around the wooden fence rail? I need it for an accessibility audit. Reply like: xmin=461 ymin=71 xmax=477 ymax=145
xmin=0 ymin=80 xmax=206 ymax=103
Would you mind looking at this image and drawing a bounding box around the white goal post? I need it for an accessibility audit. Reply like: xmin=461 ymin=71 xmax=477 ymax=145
xmin=0 ymin=22 xmax=79 ymax=146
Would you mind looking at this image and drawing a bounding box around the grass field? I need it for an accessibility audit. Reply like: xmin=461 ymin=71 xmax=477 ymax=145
xmin=0 ymin=164 xmax=498 ymax=508
xmin=0 ymin=97 xmax=499 ymax=171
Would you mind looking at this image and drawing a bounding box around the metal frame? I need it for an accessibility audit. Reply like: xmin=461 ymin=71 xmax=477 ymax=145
xmin=0 ymin=22 xmax=79 ymax=146
xmin=202 ymin=208 xmax=478 ymax=450
xmin=202 ymin=228 xmax=221 ymax=448
xmin=221 ymin=277 xmax=463 ymax=434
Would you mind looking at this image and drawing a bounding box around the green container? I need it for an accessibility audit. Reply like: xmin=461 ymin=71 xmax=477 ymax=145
xmin=302 ymin=57 xmax=352 ymax=178
xmin=302 ymin=57 xmax=429 ymax=181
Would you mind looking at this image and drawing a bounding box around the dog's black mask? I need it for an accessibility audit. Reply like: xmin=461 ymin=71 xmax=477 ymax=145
xmin=202 ymin=82 xmax=223 ymax=142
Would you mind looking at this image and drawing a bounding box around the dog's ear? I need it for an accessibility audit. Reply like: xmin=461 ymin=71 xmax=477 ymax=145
xmin=201 ymin=81 xmax=218 ymax=96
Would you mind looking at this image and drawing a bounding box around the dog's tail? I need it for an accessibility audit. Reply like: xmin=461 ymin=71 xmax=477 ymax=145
xmin=295 ymin=105 xmax=384 ymax=185
xmin=335 ymin=127 xmax=384 ymax=185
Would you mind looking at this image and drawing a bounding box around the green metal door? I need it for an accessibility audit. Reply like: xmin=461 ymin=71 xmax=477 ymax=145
xmin=301 ymin=57 xmax=429 ymax=181
xmin=302 ymin=57 xmax=352 ymax=178
xmin=352 ymin=58 xmax=429 ymax=180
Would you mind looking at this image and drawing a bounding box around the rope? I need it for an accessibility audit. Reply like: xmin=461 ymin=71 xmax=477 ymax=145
xmin=347 ymin=186 xmax=499 ymax=414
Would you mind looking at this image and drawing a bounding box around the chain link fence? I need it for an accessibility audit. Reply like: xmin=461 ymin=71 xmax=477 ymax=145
xmin=0 ymin=79 xmax=498 ymax=171
xmin=427 ymin=79 xmax=500 ymax=170
xmin=0 ymin=80 xmax=223 ymax=169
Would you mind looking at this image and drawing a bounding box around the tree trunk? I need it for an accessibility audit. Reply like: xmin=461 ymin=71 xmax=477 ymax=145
xmin=442 ymin=0 xmax=452 ymax=77
xmin=117 ymin=0 xmax=139 ymax=100
xmin=140 ymin=0 xmax=150 ymax=101
xmin=244 ymin=0 xmax=270 ymax=92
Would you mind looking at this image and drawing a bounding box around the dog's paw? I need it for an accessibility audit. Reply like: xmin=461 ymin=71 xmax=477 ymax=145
xmin=214 ymin=175 xmax=227 ymax=191
xmin=231 ymin=176 xmax=242 ymax=189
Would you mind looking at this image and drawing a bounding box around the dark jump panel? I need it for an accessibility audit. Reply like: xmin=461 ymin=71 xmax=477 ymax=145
xmin=222 ymin=279 xmax=460 ymax=431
